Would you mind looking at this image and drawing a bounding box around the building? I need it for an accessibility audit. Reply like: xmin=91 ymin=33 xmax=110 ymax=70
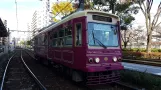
xmin=0 ymin=18 xmax=9 ymax=56
xmin=30 ymin=0 xmax=53 ymax=37
xmin=0 ymin=18 xmax=8 ymax=46
xmin=41 ymin=0 xmax=52 ymax=27
xmin=27 ymin=23 xmax=32 ymax=40
xmin=31 ymin=10 xmax=43 ymax=37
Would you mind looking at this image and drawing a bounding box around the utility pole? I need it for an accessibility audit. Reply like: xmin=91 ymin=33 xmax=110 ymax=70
xmin=15 ymin=0 xmax=18 ymax=31
xmin=77 ymin=0 xmax=84 ymax=11
xmin=7 ymin=28 xmax=10 ymax=60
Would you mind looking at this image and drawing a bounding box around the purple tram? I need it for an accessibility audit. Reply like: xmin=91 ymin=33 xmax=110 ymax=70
xmin=34 ymin=10 xmax=124 ymax=85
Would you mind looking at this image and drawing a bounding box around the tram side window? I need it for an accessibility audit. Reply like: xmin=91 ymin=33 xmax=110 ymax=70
xmin=38 ymin=36 xmax=42 ymax=45
xmin=49 ymin=33 xmax=52 ymax=46
xmin=58 ymin=29 xmax=64 ymax=46
xmin=44 ymin=34 xmax=48 ymax=46
xmin=75 ymin=23 xmax=82 ymax=46
xmin=34 ymin=37 xmax=38 ymax=45
xmin=64 ymin=27 xmax=72 ymax=46
xmin=53 ymin=32 xmax=58 ymax=47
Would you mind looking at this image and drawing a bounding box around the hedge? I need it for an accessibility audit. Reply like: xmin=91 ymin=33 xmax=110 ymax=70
xmin=122 ymin=48 xmax=161 ymax=52
xmin=120 ymin=70 xmax=161 ymax=90
xmin=122 ymin=51 xmax=161 ymax=60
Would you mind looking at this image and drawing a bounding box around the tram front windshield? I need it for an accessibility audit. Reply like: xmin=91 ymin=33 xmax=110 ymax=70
xmin=88 ymin=23 xmax=119 ymax=47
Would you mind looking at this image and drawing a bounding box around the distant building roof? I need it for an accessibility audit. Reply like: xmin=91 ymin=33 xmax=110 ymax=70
xmin=0 ymin=18 xmax=7 ymax=37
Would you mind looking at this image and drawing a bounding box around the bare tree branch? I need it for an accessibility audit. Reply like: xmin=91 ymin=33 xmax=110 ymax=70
xmin=142 ymin=1 xmax=147 ymax=12
xmin=138 ymin=0 xmax=145 ymax=15
xmin=153 ymin=2 xmax=161 ymax=27
xmin=155 ymin=22 xmax=161 ymax=28
xmin=147 ymin=0 xmax=153 ymax=12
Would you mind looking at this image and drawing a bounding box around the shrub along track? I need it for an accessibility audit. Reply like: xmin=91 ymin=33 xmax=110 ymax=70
xmin=24 ymin=49 xmax=141 ymax=90
xmin=0 ymin=49 xmax=46 ymax=90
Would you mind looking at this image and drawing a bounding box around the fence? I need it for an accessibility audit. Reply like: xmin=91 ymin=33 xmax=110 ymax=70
xmin=122 ymin=45 xmax=161 ymax=49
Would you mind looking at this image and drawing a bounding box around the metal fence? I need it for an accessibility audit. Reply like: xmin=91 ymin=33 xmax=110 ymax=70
xmin=122 ymin=45 xmax=161 ymax=49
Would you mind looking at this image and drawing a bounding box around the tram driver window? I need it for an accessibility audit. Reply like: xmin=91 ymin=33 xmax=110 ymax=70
xmin=75 ymin=23 xmax=82 ymax=46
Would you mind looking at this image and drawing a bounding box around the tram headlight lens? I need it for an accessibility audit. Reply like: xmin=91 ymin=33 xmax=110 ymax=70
xmin=118 ymin=57 xmax=122 ymax=62
xmin=95 ymin=58 xmax=100 ymax=63
xmin=89 ymin=58 xmax=93 ymax=63
xmin=113 ymin=57 xmax=117 ymax=62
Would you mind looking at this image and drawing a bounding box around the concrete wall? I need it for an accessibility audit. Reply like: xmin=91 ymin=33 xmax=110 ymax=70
xmin=0 ymin=45 xmax=8 ymax=57
xmin=0 ymin=45 xmax=15 ymax=57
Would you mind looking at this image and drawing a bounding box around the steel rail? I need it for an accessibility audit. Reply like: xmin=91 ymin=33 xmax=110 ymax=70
xmin=0 ymin=52 xmax=17 ymax=90
xmin=24 ymin=49 xmax=37 ymax=60
xmin=20 ymin=50 xmax=47 ymax=90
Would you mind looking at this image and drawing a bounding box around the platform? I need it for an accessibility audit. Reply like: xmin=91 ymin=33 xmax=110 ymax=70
xmin=122 ymin=62 xmax=161 ymax=76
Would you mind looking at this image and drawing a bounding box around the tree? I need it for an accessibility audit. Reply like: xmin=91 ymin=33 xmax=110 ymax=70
xmin=153 ymin=25 xmax=161 ymax=42
xmin=121 ymin=29 xmax=133 ymax=48
xmin=131 ymin=26 xmax=146 ymax=48
xmin=92 ymin=0 xmax=139 ymax=49
xmin=135 ymin=0 xmax=161 ymax=53
xmin=51 ymin=1 xmax=75 ymax=22
xmin=116 ymin=1 xmax=139 ymax=48
xmin=20 ymin=41 xmax=25 ymax=45
xmin=26 ymin=40 xmax=31 ymax=45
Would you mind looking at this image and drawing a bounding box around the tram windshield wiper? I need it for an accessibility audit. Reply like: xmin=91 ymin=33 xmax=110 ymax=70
xmin=92 ymin=31 xmax=107 ymax=49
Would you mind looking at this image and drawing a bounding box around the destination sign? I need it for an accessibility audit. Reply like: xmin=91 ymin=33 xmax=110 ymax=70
xmin=92 ymin=15 xmax=112 ymax=22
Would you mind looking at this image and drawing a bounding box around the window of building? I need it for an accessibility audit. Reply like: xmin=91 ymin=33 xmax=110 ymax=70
xmin=75 ymin=23 xmax=82 ymax=46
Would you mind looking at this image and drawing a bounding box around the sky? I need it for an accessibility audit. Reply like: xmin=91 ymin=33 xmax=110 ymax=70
xmin=0 ymin=0 xmax=161 ymax=41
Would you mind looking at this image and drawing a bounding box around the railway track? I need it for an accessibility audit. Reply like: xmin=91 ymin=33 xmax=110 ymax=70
xmin=123 ymin=59 xmax=161 ymax=67
xmin=24 ymin=49 xmax=141 ymax=90
xmin=0 ymin=50 xmax=46 ymax=90
xmin=85 ymin=81 xmax=142 ymax=90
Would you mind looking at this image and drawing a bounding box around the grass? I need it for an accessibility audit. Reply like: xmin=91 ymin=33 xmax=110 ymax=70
xmin=120 ymin=69 xmax=161 ymax=90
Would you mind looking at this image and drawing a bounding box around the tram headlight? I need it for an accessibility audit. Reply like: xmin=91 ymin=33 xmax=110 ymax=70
xmin=118 ymin=57 xmax=122 ymax=62
xmin=113 ymin=57 xmax=117 ymax=62
xmin=95 ymin=58 xmax=100 ymax=63
xmin=89 ymin=58 xmax=93 ymax=63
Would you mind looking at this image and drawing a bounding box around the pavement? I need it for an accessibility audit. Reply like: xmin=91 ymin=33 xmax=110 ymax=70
xmin=122 ymin=62 xmax=161 ymax=76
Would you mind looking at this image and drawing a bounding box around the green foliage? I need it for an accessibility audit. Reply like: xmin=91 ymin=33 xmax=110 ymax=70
xmin=26 ymin=40 xmax=31 ymax=45
xmin=122 ymin=50 xmax=161 ymax=60
xmin=120 ymin=70 xmax=161 ymax=90
xmin=123 ymin=48 xmax=161 ymax=52
xmin=20 ymin=41 xmax=25 ymax=45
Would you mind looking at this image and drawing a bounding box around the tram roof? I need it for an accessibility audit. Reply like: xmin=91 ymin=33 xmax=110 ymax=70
xmin=36 ymin=10 xmax=119 ymax=36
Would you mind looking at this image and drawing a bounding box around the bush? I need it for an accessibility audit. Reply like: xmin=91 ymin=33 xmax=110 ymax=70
xmin=122 ymin=51 xmax=161 ymax=60
xmin=120 ymin=70 xmax=161 ymax=90
xmin=122 ymin=48 xmax=161 ymax=52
